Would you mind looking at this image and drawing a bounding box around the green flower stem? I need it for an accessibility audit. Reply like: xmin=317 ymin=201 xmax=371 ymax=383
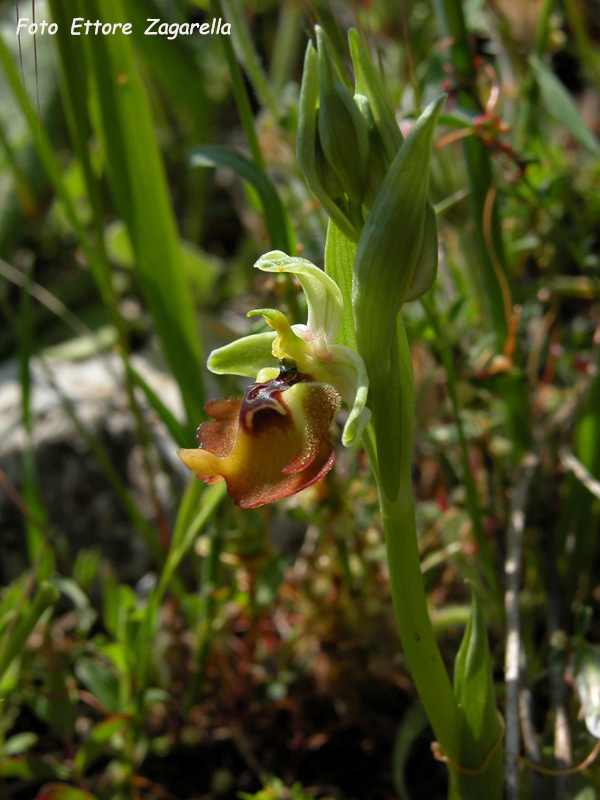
xmin=365 ymin=315 xmax=461 ymax=764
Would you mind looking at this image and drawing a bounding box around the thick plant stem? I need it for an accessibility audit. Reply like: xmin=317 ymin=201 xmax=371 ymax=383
xmin=369 ymin=318 xmax=504 ymax=798
xmin=368 ymin=317 xmax=461 ymax=764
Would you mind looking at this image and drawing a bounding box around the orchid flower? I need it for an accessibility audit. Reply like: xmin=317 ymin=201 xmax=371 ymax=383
xmin=177 ymin=251 xmax=370 ymax=509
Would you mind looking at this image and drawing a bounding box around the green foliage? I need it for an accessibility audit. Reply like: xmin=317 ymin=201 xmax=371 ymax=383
xmin=1 ymin=2 xmax=600 ymax=798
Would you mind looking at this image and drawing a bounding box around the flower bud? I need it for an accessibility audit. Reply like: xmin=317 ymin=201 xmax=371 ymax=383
xmin=354 ymin=93 xmax=390 ymax=209
xmin=316 ymin=27 xmax=369 ymax=207
xmin=297 ymin=41 xmax=359 ymax=242
xmin=315 ymin=137 xmax=345 ymax=201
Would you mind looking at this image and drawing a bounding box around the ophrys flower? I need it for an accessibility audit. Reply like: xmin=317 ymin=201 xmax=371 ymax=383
xmin=178 ymin=251 xmax=369 ymax=508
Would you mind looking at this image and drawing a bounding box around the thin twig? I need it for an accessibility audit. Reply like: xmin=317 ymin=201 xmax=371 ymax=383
xmin=542 ymin=503 xmax=573 ymax=799
xmin=560 ymin=447 xmax=600 ymax=501
xmin=518 ymin=643 xmax=544 ymax=798
xmin=504 ymin=452 xmax=538 ymax=800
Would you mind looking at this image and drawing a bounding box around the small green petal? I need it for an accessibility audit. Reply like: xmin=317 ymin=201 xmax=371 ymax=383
xmin=254 ymin=251 xmax=344 ymax=344
xmin=328 ymin=344 xmax=370 ymax=446
xmin=247 ymin=308 xmax=312 ymax=362
xmin=207 ymin=331 xmax=277 ymax=377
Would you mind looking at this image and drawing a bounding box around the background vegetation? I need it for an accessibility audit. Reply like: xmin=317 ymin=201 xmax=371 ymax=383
xmin=0 ymin=1 xmax=599 ymax=798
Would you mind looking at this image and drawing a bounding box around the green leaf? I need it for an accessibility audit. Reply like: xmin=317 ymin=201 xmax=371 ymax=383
xmin=452 ymin=583 xmax=502 ymax=796
xmin=0 ymin=732 xmax=38 ymax=758
xmin=0 ymin=756 xmax=65 ymax=780
xmin=392 ymin=704 xmax=428 ymax=800
xmin=74 ymin=715 xmax=130 ymax=776
xmin=530 ymin=55 xmax=600 ymax=155
xmin=189 ymin=145 xmax=293 ymax=253
xmin=0 ymin=582 xmax=59 ymax=683
xmin=35 ymin=784 xmax=97 ymax=800
xmin=78 ymin=0 xmax=206 ymax=426
xmin=75 ymin=658 xmax=120 ymax=714
xmin=104 ymin=219 xmax=221 ymax=301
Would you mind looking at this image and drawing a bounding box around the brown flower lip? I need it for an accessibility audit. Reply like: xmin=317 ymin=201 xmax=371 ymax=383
xmin=178 ymin=364 xmax=341 ymax=509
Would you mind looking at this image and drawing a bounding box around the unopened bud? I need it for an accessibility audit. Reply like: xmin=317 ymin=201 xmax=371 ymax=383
xmin=354 ymin=93 xmax=390 ymax=208
xmin=316 ymin=27 xmax=369 ymax=206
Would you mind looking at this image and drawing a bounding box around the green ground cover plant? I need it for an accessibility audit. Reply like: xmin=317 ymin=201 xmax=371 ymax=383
xmin=1 ymin=1 xmax=600 ymax=799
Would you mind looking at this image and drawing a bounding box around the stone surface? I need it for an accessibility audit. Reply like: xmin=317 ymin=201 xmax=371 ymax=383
xmin=0 ymin=350 xmax=189 ymax=585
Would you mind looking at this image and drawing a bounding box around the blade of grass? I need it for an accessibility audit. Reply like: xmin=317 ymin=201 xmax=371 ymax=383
xmin=76 ymin=0 xmax=205 ymax=427
xmin=421 ymin=293 xmax=500 ymax=601
xmin=433 ymin=0 xmax=509 ymax=350
xmin=35 ymin=354 xmax=167 ymax=571
xmin=210 ymin=0 xmax=265 ymax=170
xmin=0 ymin=582 xmax=59 ymax=683
xmin=18 ymin=264 xmax=55 ymax=581
xmin=135 ymin=481 xmax=226 ymax=695
xmin=270 ymin=1 xmax=304 ymax=96
xmin=222 ymin=0 xmax=279 ymax=118
xmin=189 ymin=145 xmax=293 ymax=253
xmin=125 ymin=361 xmax=189 ymax=446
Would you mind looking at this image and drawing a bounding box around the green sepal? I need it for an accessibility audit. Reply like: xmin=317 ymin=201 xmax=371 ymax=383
xmin=207 ymin=331 xmax=277 ymax=378
xmin=351 ymin=96 xmax=444 ymax=500
xmin=254 ymin=250 xmax=344 ymax=344
xmin=324 ymin=221 xmax=357 ymax=350
xmin=354 ymin=93 xmax=390 ymax=209
xmin=328 ymin=345 xmax=371 ymax=446
xmin=452 ymin=583 xmax=503 ymax=797
xmin=297 ymin=41 xmax=358 ymax=242
xmin=246 ymin=308 xmax=311 ymax=362
xmin=353 ymin=94 xmax=445 ymax=369
xmin=404 ymin=203 xmax=439 ymax=302
xmin=348 ymin=28 xmax=403 ymax=162
xmin=316 ymin=27 xmax=369 ymax=206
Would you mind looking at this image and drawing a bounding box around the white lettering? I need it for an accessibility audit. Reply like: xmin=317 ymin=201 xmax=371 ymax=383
xmin=145 ymin=18 xmax=159 ymax=35
xmin=16 ymin=18 xmax=29 ymax=35
xmin=48 ymin=22 xmax=58 ymax=34
xmin=221 ymin=22 xmax=231 ymax=35
xmin=122 ymin=23 xmax=132 ymax=34
xmin=71 ymin=17 xmax=83 ymax=35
